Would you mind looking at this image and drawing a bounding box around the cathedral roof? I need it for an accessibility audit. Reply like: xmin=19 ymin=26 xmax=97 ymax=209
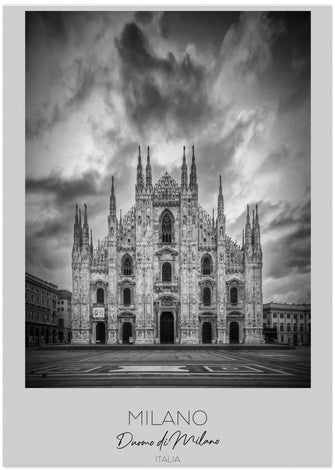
xmin=153 ymin=172 xmax=180 ymax=206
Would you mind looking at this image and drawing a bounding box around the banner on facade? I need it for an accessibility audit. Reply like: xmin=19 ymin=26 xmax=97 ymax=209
xmin=92 ymin=307 xmax=105 ymax=318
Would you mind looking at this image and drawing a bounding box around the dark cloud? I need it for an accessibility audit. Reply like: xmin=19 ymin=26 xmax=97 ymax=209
xmin=260 ymin=146 xmax=293 ymax=174
xmin=263 ymin=198 xmax=310 ymax=281
xmin=26 ymin=104 xmax=62 ymax=140
xmin=134 ymin=11 xmax=154 ymax=25
xmin=26 ymin=170 xmax=101 ymax=205
xmin=115 ymin=22 xmax=211 ymax=138
xmin=26 ymin=58 xmax=95 ymax=140
xmin=264 ymin=227 xmax=310 ymax=280
xmin=26 ymin=11 xmax=70 ymax=47
xmin=264 ymin=199 xmax=310 ymax=233
xmin=159 ymin=11 xmax=240 ymax=54
xmin=67 ymin=59 xmax=95 ymax=108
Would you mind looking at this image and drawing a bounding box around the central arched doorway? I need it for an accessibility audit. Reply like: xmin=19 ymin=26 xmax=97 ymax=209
xmin=96 ymin=322 xmax=106 ymax=344
xmin=202 ymin=322 xmax=212 ymax=344
xmin=229 ymin=322 xmax=239 ymax=343
xmin=123 ymin=322 xmax=132 ymax=344
xmin=160 ymin=312 xmax=174 ymax=344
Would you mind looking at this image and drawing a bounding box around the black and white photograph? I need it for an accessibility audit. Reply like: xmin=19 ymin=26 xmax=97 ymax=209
xmin=3 ymin=4 xmax=332 ymax=467
xmin=25 ymin=10 xmax=312 ymax=388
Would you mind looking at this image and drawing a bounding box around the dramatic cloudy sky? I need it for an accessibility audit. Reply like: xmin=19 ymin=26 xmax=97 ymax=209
xmin=26 ymin=10 xmax=310 ymax=302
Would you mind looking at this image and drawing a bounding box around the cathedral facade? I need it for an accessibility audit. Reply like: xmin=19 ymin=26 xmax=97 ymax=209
xmin=71 ymin=146 xmax=264 ymax=345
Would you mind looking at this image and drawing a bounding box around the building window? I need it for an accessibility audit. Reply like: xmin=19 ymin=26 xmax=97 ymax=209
xmin=280 ymin=313 xmax=284 ymax=318
xmin=122 ymin=255 xmax=133 ymax=276
xmin=124 ymin=288 xmax=131 ymax=306
xmin=287 ymin=324 xmax=291 ymax=332
xmin=300 ymin=324 xmax=304 ymax=332
xmin=202 ymin=255 xmax=211 ymax=275
xmin=300 ymin=314 xmax=304 ymax=320
xmin=97 ymin=288 xmax=104 ymax=304
xmin=162 ymin=262 xmax=172 ymax=282
xmin=230 ymin=287 xmax=238 ymax=304
xmin=280 ymin=323 xmax=284 ymax=332
xmin=273 ymin=322 xmax=277 ymax=329
xmin=161 ymin=211 xmax=173 ymax=243
xmin=203 ymin=287 xmax=211 ymax=306
xmin=293 ymin=324 xmax=297 ymax=332
xmin=281 ymin=335 xmax=284 ymax=342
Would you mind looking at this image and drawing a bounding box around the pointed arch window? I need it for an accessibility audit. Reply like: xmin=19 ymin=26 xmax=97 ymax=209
xmin=202 ymin=255 xmax=212 ymax=275
xmin=161 ymin=212 xmax=173 ymax=243
xmin=203 ymin=287 xmax=211 ymax=306
xmin=230 ymin=287 xmax=238 ymax=304
xmin=122 ymin=255 xmax=133 ymax=276
xmin=123 ymin=288 xmax=131 ymax=306
xmin=162 ymin=262 xmax=172 ymax=282
xmin=97 ymin=288 xmax=104 ymax=304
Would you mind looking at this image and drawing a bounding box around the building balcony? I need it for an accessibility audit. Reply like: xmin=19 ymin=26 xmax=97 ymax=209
xmin=154 ymin=281 xmax=179 ymax=292
xmin=119 ymin=304 xmax=135 ymax=311
xmin=199 ymin=302 xmax=216 ymax=310
xmin=227 ymin=302 xmax=243 ymax=310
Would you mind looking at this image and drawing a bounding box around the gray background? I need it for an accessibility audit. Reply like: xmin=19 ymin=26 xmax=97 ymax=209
xmin=4 ymin=5 xmax=332 ymax=466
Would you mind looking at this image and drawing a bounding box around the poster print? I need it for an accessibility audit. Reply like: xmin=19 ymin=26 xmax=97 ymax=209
xmin=4 ymin=5 xmax=332 ymax=467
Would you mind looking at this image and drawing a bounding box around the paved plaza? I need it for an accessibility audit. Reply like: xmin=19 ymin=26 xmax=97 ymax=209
xmin=26 ymin=346 xmax=310 ymax=388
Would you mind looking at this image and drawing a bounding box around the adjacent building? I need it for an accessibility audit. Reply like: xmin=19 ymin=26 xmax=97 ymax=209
xmin=71 ymin=146 xmax=264 ymax=345
xmin=263 ymin=302 xmax=311 ymax=345
xmin=25 ymin=272 xmax=59 ymax=346
xmin=25 ymin=272 xmax=72 ymax=346
xmin=57 ymin=290 xmax=72 ymax=343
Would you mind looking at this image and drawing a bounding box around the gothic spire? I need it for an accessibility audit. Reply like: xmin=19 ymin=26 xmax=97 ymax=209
xmin=217 ymin=175 xmax=224 ymax=219
xmin=83 ymin=203 xmax=88 ymax=226
xmin=73 ymin=204 xmax=80 ymax=250
xmin=245 ymin=204 xmax=252 ymax=250
xmin=253 ymin=204 xmax=261 ymax=251
xmin=189 ymin=145 xmax=197 ymax=192
xmin=136 ymin=145 xmax=144 ymax=192
xmin=146 ymin=146 xmax=152 ymax=190
xmin=75 ymin=204 xmax=78 ymax=226
xmin=246 ymin=204 xmax=251 ymax=226
xmin=78 ymin=208 xmax=82 ymax=246
xmin=110 ymin=176 xmax=116 ymax=217
xmin=181 ymin=145 xmax=188 ymax=191
xmin=82 ymin=203 xmax=89 ymax=245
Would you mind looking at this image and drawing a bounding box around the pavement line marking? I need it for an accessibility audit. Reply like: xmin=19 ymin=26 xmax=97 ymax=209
xmin=254 ymin=365 xmax=292 ymax=375
xmin=85 ymin=366 xmax=101 ymax=372
xmin=108 ymin=365 xmax=189 ymax=372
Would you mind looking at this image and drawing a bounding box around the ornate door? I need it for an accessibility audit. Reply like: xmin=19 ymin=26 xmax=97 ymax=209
xmin=160 ymin=312 xmax=174 ymax=344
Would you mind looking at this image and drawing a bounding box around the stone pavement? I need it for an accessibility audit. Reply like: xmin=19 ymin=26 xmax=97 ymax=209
xmin=25 ymin=346 xmax=310 ymax=388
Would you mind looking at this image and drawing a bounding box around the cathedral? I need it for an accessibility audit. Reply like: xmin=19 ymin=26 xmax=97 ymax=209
xmin=71 ymin=146 xmax=264 ymax=345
